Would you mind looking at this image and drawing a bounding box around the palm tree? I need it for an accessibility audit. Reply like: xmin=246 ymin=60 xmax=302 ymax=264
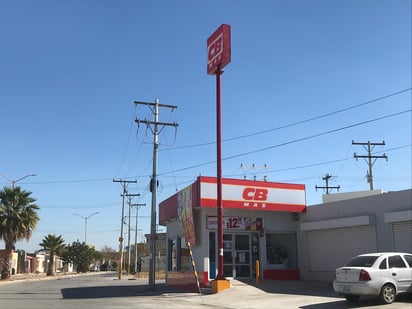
xmin=39 ymin=234 xmax=66 ymax=276
xmin=0 ymin=186 xmax=40 ymax=280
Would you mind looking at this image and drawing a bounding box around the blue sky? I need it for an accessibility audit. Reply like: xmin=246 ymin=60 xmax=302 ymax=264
xmin=0 ymin=0 xmax=410 ymax=253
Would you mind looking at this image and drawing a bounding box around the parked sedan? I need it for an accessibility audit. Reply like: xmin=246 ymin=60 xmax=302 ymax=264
xmin=333 ymin=252 xmax=412 ymax=304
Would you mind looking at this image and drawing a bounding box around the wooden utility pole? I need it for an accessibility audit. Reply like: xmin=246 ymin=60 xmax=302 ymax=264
xmin=126 ymin=193 xmax=140 ymax=275
xmin=315 ymin=174 xmax=340 ymax=194
xmin=352 ymin=140 xmax=388 ymax=190
xmin=131 ymin=203 xmax=146 ymax=274
xmin=113 ymin=179 xmax=137 ymax=279
xmin=134 ymin=98 xmax=178 ymax=290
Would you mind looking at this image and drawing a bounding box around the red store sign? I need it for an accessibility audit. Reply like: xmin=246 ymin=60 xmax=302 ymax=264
xmin=198 ymin=176 xmax=306 ymax=213
xmin=207 ymin=24 xmax=231 ymax=75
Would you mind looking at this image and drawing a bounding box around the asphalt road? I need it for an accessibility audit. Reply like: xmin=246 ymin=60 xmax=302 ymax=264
xmin=0 ymin=272 xmax=411 ymax=309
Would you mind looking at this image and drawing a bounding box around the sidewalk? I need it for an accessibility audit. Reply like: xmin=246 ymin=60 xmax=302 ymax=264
xmin=198 ymin=279 xmax=336 ymax=306
xmin=0 ymin=271 xmax=96 ymax=283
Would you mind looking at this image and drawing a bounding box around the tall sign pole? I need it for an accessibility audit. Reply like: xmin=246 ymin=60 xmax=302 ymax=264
xmin=207 ymin=24 xmax=231 ymax=286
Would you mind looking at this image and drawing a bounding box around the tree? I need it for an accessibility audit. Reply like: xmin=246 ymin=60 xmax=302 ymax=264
xmin=0 ymin=186 xmax=40 ymax=280
xmin=39 ymin=234 xmax=66 ymax=276
xmin=99 ymin=245 xmax=118 ymax=271
xmin=100 ymin=245 xmax=118 ymax=262
xmin=62 ymin=240 xmax=99 ymax=273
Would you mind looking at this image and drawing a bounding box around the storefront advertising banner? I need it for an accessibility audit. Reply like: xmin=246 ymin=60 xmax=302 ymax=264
xmin=178 ymin=185 xmax=196 ymax=245
xmin=207 ymin=216 xmax=263 ymax=231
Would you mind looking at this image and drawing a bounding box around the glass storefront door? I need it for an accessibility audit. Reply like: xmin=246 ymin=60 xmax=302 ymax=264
xmin=223 ymin=233 xmax=251 ymax=278
xmin=209 ymin=231 xmax=260 ymax=279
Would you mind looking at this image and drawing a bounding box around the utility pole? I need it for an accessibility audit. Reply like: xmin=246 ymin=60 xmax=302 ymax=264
xmin=352 ymin=140 xmax=388 ymax=190
xmin=131 ymin=203 xmax=146 ymax=274
xmin=315 ymin=174 xmax=340 ymax=194
xmin=125 ymin=194 xmax=140 ymax=275
xmin=113 ymin=179 xmax=137 ymax=279
xmin=134 ymin=98 xmax=178 ymax=290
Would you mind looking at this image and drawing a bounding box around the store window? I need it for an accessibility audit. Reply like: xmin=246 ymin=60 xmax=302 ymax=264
xmin=266 ymin=233 xmax=297 ymax=268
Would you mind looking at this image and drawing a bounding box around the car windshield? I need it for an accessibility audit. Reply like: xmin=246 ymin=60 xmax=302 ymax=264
xmin=346 ymin=256 xmax=378 ymax=267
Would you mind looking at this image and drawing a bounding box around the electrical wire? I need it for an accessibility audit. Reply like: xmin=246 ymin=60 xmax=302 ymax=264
xmin=115 ymin=105 xmax=138 ymax=177
xmin=13 ymin=102 xmax=410 ymax=185
xmin=158 ymin=109 xmax=411 ymax=176
xmin=164 ymin=88 xmax=411 ymax=151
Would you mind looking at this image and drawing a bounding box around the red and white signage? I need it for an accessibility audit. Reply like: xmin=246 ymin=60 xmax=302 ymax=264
xmin=207 ymin=24 xmax=231 ymax=75
xmin=199 ymin=176 xmax=306 ymax=213
xmin=207 ymin=216 xmax=263 ymax=230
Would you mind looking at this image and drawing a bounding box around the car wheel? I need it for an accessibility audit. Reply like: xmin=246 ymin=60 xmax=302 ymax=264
xmin=344 ymin=294 xmax=360 ymax=303
xmin=379 ymin=284 xmax=396 ymax=304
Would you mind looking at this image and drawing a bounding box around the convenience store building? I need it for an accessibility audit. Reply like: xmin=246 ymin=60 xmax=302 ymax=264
xmin=159 ymin=176 xmax=306 ymax=289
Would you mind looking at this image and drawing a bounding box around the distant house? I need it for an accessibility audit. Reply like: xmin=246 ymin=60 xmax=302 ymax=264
xmin=27 ymin=252 xmax=73 ymax=274
xmin=0 ymin=250 xmax=18 ymax=275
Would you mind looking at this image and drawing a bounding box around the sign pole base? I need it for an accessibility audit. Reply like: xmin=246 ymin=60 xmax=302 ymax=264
xmin=211 ymin=279 xmax=231 ymax=294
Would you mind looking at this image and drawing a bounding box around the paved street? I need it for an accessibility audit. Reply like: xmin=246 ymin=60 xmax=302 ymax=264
xmin=0 ymin=272 xmax=411 ymax=309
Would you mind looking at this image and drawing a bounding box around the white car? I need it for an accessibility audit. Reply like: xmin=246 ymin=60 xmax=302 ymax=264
xmin=333 ymin=252 xmax=412 ymax=304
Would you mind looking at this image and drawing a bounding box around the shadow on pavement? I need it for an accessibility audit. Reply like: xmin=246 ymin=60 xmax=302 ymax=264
xmin=61 ymin=283 xmax=185 ymax=299
xmin=235 ymin=279 xmax=412 ymax=308
xmin=300 ymin=294 xmax=412 ymax=309
xmin=236 ymin=279 xmax=337 ymax=297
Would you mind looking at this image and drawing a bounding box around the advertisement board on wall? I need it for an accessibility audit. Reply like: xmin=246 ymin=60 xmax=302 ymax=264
xmin=207 ymin=216 xmax=263 ymax=231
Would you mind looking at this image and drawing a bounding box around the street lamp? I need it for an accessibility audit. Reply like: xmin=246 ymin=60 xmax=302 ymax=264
xmin=0 ymin=172 xmax=37 ymax=188
xmin=73 ymin=212 xmax=99 ymax=244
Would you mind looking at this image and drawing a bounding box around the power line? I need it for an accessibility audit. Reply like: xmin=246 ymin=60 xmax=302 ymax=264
xmin=115 ymin=104 xmax=138 ymax=177
xmin=222 ymin=110 xmax=410 ymax=161
xmin=157 ymin=110 xmax=411 ymax=175
xmin=165 ymin=88 xmax=411 ymax=151
xmin=23 ymin=144 xmax=409 ymax=193
xmin=20 ymin=89 xmax=411 ymax=186
xmin=10 ymin=111 xmax=410 ymax=186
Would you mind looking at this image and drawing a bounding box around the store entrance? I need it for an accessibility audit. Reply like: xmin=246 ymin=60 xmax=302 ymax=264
xmin=222 ymin=233 xmax=260 ymax=278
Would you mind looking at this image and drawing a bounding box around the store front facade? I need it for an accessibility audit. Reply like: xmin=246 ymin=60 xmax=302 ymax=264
xmin=159 ymin=176 xmax=306 ymax=290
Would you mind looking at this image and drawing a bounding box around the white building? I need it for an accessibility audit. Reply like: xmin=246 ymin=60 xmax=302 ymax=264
xmin=298 ymin=188 xmax=412 ymax=281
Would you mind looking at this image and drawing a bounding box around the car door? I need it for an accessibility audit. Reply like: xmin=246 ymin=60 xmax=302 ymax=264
xmin=388 ymin=255 xmax=411 ymax=293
